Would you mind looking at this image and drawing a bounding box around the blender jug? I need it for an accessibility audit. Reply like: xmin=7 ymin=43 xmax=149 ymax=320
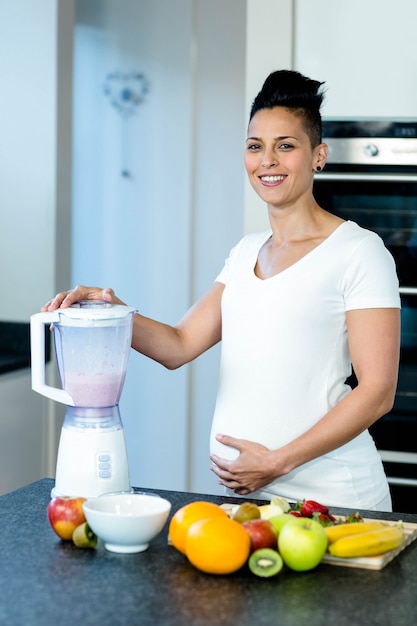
xmin=31 ymin=302 xmax=136 ymax=497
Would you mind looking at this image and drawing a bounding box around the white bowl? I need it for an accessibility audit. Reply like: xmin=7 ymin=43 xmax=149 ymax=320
xmin=83 ymin=493 xmax=171 ymax=553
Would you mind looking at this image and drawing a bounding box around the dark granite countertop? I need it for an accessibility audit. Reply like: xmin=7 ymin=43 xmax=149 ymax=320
xmin=0 ymin=478 xmax=416 ymax=626
xmin=0 ymin=321 xmax=50 ymax=375
xmin=0 ymin=321 xmax=31 ymax=374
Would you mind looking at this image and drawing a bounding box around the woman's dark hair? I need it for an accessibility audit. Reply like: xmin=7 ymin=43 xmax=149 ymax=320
xmin=249 ymin=70 xmax=326 ymax=147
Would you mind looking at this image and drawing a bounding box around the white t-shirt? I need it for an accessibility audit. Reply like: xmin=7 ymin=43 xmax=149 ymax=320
xmin=211 ymin=221 xmax=400 ymax=509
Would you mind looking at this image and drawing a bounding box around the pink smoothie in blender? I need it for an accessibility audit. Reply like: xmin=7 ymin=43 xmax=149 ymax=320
xmin=63 ymin=373 xmax=124 ymax=408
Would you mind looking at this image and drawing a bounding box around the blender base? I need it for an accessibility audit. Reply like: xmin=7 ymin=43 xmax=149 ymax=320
xmin=54 ymin=425 xmax=131 ymax=498
xmin=50 ymin=485 xmax=134 ymax=499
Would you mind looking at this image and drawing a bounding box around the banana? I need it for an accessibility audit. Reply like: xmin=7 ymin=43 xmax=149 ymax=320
xmin=325 ymin=521 xmax=385 ymax=544
xmin=328 ymin=526 xmax=404 ymax=558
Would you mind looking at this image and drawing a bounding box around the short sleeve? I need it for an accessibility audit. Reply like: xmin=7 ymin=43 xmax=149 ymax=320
xmin=215 ymin=250 xmax=234 ymax=285
xmin=214 ymin=232 xmax=269 ymax=285
xmin=341 ymin=232 xmax=400 ymax=311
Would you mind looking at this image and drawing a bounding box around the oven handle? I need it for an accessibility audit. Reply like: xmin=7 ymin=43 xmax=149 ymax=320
xmin=379 ymin=450 xmax=417 ymax=464
xmin=399 ymin=287 xmax=417 ymax=296
xmin=387 ymin=477 xmax=417 ymax=488
xmin=378 ymin=451 xmax=417 ymax=488
xmin=316 ymin=172 xmax=417 ymax=183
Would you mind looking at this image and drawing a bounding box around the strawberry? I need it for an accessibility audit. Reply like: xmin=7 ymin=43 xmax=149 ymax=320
xmin=312 ymin=511 xmax=336 ymax=526
xmin=289 ymin=510 xmax=303 ymax=517
xmin=343 ymin=512 xmax=363 ymax=524
xmin=296 ymin=499 xmax=330 ymax=517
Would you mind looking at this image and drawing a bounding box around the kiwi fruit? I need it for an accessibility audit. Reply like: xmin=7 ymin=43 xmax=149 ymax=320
xmin=232 ymin=502 xmax=261 ymax=523
xmin=72 ymin=522 xmax=98 ymax=549
xmin=248 ymin=548 xmax=283 ymax=577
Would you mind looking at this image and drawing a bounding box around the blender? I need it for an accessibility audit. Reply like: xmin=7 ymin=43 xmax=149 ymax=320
xmin=30 ymin=302 xmax=136 ymax=498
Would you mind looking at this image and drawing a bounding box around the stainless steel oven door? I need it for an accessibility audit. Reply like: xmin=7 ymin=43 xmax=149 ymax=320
xmin=313 ymin=171 xmax=417 ymax=288
xmin=314 ymin=172 xmax=417 ymax=512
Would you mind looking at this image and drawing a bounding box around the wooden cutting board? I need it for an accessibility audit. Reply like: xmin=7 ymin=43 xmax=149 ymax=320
xmin=321 ymin=517 xmax=417 ymax=570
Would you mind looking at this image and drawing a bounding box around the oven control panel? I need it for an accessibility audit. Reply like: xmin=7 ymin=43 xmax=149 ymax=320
xmin=322 ymin=120 xmax=417 ymax=167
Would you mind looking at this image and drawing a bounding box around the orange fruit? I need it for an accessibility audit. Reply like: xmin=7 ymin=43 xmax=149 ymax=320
xmin=185 ymin=516 xmax=251 ymax=575
xmin=169 ymin=501 xmax=227 ymax=554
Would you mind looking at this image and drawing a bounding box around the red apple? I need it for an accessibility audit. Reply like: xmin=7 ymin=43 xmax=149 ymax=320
xmin=47 ymin=497 xmax=87 ymax=541
xmin=242 ymin=519 xmax=278 ymax=553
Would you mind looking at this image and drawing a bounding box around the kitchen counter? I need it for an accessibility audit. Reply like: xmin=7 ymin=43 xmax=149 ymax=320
xmin=0 ymin=322 xmax=31 ymax=374
xmin=1 ymin=479 xmax=416 ymax=626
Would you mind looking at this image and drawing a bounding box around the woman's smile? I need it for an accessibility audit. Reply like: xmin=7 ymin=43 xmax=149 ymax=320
xmin=259 ymin=174 xmax=287 ymax=186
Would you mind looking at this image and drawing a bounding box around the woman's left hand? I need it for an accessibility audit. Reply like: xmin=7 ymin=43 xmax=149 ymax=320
xmin=209 ymin=434 xmax=278 ymax=495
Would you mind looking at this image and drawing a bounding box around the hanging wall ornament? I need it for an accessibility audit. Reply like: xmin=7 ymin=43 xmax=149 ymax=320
xmin=103 ymin=71 xmax=149 ymax=177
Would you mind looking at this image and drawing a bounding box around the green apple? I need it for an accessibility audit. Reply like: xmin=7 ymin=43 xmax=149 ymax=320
xmin=277 ymin=517 xmax=328 ymax=571
xmin=269 ymin=513 xmax=296 ymax=535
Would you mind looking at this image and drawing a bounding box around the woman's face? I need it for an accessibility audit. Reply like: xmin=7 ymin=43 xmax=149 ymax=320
xmin=244 ymin=106 xmax=326 ymax=210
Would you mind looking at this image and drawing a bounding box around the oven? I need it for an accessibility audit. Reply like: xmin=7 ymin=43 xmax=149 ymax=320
xmin=314 ymin=120 xmax=417 ymax=513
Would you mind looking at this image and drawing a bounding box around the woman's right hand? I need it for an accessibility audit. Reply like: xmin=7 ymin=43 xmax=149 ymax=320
xmin=41 ymin=285 xmax=125 ymax=311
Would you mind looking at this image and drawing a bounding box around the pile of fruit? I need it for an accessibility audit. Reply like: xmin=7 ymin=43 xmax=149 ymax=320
xmin=46 ymin=495 xmax=405 ymax=576
xmin=167 ymin=498 xmax=405 ymax=577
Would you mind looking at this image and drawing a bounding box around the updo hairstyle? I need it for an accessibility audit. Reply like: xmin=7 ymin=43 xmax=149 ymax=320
xmin=249 ymin=70 xmax=326 ymax=147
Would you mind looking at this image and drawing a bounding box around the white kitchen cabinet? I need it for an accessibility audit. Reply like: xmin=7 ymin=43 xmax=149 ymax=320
xmin=0 ymin=370 xmax=49 ymax=495
xmin=294 ymin=0 xmax=417 ymax=118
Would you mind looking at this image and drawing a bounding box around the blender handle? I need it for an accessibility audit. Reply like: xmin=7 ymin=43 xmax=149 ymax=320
xmin=30 ymin=311 xmax=75 ymax=406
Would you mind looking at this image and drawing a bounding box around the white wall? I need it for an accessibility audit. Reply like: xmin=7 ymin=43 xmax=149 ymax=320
xmin=72 ymin=0 xmax=245 ymax=494
xmin=0 ymin=0 xmax=73 ymax=321
xmin=244 ymin=0 xmax=294 ymax=234
xmin=0 ymin=0 xmax=73 ymax=489
xmin=187 ymin=2 xmax=246 ymax=492
xmin=72 ymin=0 xmax=192 ymax=492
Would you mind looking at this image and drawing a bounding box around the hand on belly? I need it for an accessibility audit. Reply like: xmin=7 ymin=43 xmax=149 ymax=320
xmin=209 ymin=433 xmax=277 ymax=495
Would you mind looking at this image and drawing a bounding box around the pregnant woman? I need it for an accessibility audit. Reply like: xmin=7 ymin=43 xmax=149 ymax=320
xmin=43 ymin=69 xmax=400 ymax=511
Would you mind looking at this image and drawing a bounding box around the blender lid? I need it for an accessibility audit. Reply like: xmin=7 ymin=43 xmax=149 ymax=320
xmin=56 ymin=302 xmax=137 ymax=320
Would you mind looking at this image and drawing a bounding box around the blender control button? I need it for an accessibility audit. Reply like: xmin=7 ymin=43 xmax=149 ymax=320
xmin=98 ymin=454 xmax=111 ymax=462
xmin=99 ymin=462 xmax=111 ymax=470
xmin=99 ymin=470 xmax=112 ymax=478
